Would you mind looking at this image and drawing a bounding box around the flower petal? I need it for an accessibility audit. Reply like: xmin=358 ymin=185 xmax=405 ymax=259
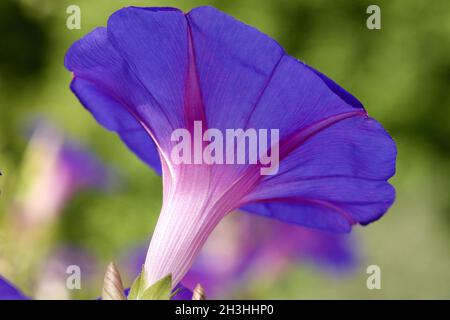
xmin=186 ymin=6 xmax=284 ymax=131
xmin=0 ymin=276 xmax=29 ymax=300
xmin=65 ymin=27 xmax=163 ymax=173
xmin=106 ymin=7 xmax=189 ymax=135
xmin=241 ymin=116 xmax=396 ymax=232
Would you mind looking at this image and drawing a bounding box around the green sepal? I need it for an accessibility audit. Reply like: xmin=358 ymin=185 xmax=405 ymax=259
xmin=128 ymin=267 xmax=172 ymax=300
xmin=127 ymin=266 xmax=145 ymax=300
xmin=140 ymin=274 xmax=172 ymax=300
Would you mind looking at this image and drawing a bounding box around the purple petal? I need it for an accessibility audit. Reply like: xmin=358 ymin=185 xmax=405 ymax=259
xmin=65 ymin=27 xmax=163 ymax=173
xmin=107 ymin=7 xmax=189 ymax=135
xmin=0 ymin=276 xmax=29 ymax=300
xmin=242 ymin=117 xmax=396 ymax=232
xmin=304 ymin=64 xmax=364 ymax=110
xmin=186 ymin=6 xmax=284 ymax=131
xmin=171 ymin=284 xmax=193 ymax=300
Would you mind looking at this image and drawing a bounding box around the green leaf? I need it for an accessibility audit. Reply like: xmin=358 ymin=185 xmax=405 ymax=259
xmin=140 ymin=274 xmax=172 ymax=300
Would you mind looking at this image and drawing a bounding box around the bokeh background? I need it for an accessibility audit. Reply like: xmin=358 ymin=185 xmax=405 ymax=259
xmin=0 ymin=0 xmax=449 ymax=299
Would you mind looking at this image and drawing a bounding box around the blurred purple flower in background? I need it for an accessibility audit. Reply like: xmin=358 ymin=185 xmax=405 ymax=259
xmin=33 ymin=246 xmax=99 ymax=300
xmin=65 ymin=6 xmax=396 ymax=291
xmin=183 ymin=213 xmax=356 ymax=297
xmin=123 ymin=212 xmax=356 ymax=298
xmin=0 ymin=120 xmax=115 ymax=300
xmin=12 ymin=121 xmax=113 ymax=228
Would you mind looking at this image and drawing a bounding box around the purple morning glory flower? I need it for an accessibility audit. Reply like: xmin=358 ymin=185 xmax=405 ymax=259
xmin=65 ymin=6 xmax=396 ymax=290
xmin=0 ymin=276 xmax=29 ymax=300
xmin=13 ymin=122 xmax=112 ymax=226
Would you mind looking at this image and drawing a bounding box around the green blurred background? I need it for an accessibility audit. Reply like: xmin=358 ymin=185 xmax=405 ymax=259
xmin=0 ymin=0 xmax=449 ymax=299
